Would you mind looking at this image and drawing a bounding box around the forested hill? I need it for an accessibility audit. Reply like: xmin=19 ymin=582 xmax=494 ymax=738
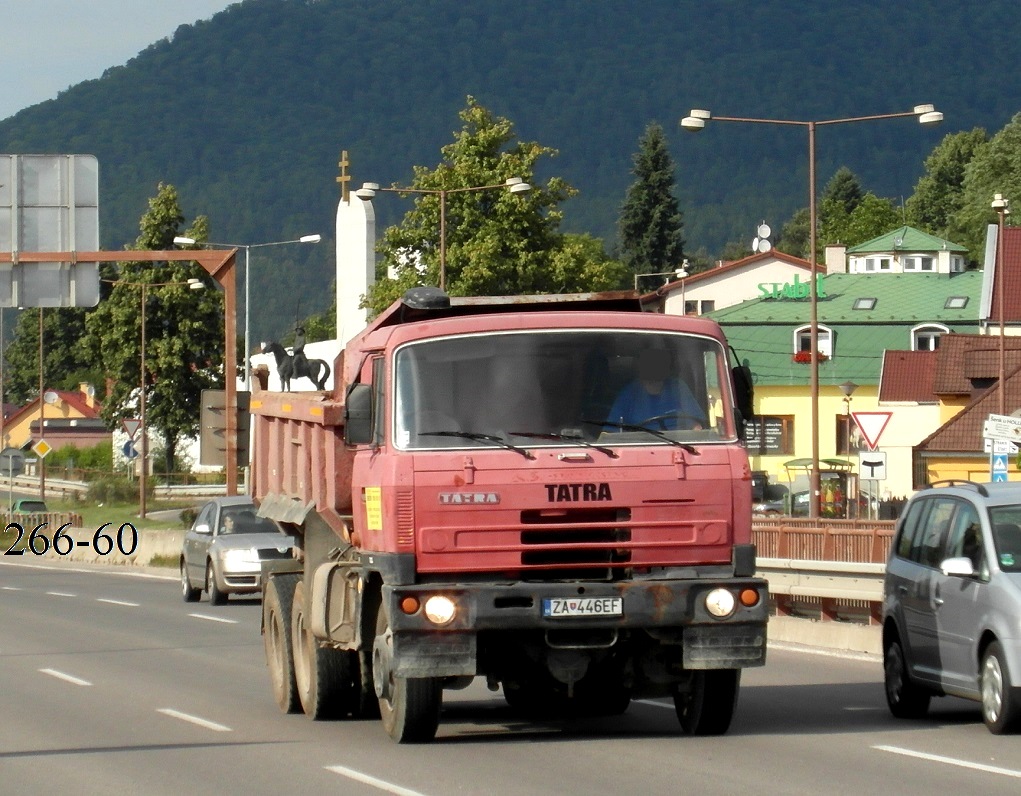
xmin=3 ymin=0 xmax=1021 ymax=340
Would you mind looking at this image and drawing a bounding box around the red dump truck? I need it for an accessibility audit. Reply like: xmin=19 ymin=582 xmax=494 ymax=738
xmin=251 ymin=287 xmax=767 ymax=742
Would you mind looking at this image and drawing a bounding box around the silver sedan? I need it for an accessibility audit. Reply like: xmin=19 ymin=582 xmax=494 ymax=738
xmin=180 ymin=496 xmax=296 ymax=604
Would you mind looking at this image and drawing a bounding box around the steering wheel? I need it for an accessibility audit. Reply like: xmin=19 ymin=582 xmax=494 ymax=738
xmin=639 ymin=410 xmax=704 ymax=431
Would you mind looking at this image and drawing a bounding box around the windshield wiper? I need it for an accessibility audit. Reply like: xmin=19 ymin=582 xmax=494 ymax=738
xmin=509 ymin=430 xmax=618 ymax=459
xmin=418 ymin=430 xmax=535 ymax=459
xmin=580 ymin=419 xmax=699 ymax=455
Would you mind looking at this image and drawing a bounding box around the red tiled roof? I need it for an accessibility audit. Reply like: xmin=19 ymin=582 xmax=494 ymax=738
xmin=989 ymin=225 xmax=1021 ymax=324
xmin=932 ymin=333 xmax=1021 ymax=394
xmin=879 ymin=350 xmax=937 ymax=402
xmin=655 ymin=249 xmax=821 ymax=296
xmin=5 ymin=389 xmax=102 ymax=428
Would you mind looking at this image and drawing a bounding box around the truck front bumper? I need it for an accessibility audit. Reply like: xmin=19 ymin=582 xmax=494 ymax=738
xmin=382 ymin=577 xmax=768 ymax=678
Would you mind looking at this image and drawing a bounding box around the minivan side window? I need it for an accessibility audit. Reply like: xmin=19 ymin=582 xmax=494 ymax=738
xmin=896 ymin=498 xmax=930 ymax=559
xmin=943 ymin=502 xmax=984 ymax=574
xmin=911 ymin=498 xmax=957 ymax=568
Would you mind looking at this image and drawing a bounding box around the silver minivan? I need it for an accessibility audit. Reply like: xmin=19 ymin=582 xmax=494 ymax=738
xmin=882 ymin=480 xmax=1021 ymax=733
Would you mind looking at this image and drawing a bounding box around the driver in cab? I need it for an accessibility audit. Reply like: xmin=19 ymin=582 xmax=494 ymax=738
xmin=607 ymin=348 xmax=704 ymax=430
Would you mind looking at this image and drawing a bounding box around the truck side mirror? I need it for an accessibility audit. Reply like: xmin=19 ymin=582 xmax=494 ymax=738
xmin=731 ymin=363 xmax=754 ymax=431
xmin=344 ymin=383 xmax=374 ymax=445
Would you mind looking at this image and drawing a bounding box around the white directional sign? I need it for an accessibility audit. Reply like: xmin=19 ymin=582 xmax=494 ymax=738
xmin=859 ymin=450 xmax=887 ymax=481
xmin=983 ymin=413 xmax=1021 ymax=443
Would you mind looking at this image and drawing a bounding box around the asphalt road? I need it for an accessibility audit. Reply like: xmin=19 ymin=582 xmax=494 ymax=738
xmin=2 ymin=558 xmax=1020 ymax=795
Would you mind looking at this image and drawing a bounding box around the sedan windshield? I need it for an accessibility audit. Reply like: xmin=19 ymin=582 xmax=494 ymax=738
xmin=220 ymin=507 xmax=281 ymax=535
xmin=394 ymin=329 xmax=733 ymax=451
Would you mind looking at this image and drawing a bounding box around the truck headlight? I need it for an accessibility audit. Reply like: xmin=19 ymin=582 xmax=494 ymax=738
xmin=423 ymin=595 xmax=457 ymax=626
xmin=705 ymin=588 xmax=736 ymax=618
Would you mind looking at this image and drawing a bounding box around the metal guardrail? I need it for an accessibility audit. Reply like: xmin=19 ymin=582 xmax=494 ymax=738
xmin=753 ymin=519 xmax=895 ymax=625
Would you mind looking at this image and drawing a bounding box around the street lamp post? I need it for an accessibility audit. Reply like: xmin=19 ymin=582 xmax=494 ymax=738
xmin=173 ymin=235 xmax=321 ymax=387
xmin=634 ymin=263 xmax=688 ymax=292
xmin=680 ymin=105 xmax=942 ymax=517
xmin=992 ymin=193 xmax=1010 ymax=416
xmin=106 ymin=277 xmax=204 ymax=519
xmin=355 ymin=178 xmax=531 ymax=291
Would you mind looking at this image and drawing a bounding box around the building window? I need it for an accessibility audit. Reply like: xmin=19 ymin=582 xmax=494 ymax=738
xmin=744 ymin=415 xmax=795 ymax=455
xmin=864 ymin=257 xmax=892 ymax=272
xmin=912 ymin=323 xmax=949 ymax=351
xmin=945 ymin=296 xmax=968 ymax=309
xmin=950 ymin=256 xmax=965 ymax=273
xmin=903 ymin=255 xmax=934 ymax=272
xmin=836 ymin=414 xmax=866 ymax=455
xmin=853 ymin=297 xmax=877 ymax=310
xmin=794 ymin=324 xmax=832 ymax=357
xmin=683 ymin=300 xmax=698 ymax=315
xmin=699 ymin=300 xmax=715 ymax=314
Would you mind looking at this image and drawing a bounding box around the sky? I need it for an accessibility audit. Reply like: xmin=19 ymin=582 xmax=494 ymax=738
xmin=1 ymin=1 xmax=238 ymax=120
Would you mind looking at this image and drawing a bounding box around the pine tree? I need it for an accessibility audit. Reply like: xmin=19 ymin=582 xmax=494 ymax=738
xmin=618 ymin=123 xmax=685 ymax=286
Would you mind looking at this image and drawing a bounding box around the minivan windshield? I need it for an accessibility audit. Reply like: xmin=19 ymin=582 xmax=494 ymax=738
xmin=393 ymin=329 xmax=733 ymax=451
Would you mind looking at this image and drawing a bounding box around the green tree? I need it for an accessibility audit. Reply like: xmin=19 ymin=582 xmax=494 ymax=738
xmin=950 ymin=113 xmax=1021 ymax=260
xmin=3 ymin=307 xmax=100 ymax=404
xmin=618 ymin=123 xmax=685 ymax=285
xmin=905 ymin=128 xmax=988 ymax=238
xmin=363 ymin=97 xmax=620 ymax=313
xmin=775 ymin=207 xmax=810 ymax=259
xmin=818 ymin=167 xmax=864 ymax=245
xmin=84 ymin=183 xmax=223 ymax=473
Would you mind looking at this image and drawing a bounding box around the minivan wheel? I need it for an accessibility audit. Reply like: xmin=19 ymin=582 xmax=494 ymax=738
xmin=883 ymin=638 xmax=930 ymax=719
xmin=981 ymin=641 xmax=1021 ymax=734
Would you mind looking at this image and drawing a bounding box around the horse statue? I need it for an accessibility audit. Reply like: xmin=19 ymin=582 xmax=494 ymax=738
xmin=262 ymin=341 xmax=331 ymax=391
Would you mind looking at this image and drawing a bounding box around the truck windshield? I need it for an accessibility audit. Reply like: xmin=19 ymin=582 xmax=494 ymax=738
xmin=393 ymin=329 xmax=733 ymax=451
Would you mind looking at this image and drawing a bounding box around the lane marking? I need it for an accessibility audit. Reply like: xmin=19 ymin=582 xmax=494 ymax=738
xmin=97 ymin=598 xmax=140 ymax=607
xmin=157 ymin=708 xmax=231 ymax=732
xmin=188 ymin=613 xmax=238 ymax=624
xmin=45 ymin=591 xmax=76 ymax=598
xmin=1 ymin=585 xmax=21 ymax=591
xmin=874 ymin=745 xmax=1021 ymax=779
xmin=39 ymin=668 xmax=92 ymax=687
xmin=324 ymin=764 xmax=430 ymax=796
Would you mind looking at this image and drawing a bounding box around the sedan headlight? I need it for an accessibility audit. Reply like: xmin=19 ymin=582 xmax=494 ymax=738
xmin=705 ymin=588 xmax=737 ymax=618
xmin=221 ymin=548 xmax=261 ymax=570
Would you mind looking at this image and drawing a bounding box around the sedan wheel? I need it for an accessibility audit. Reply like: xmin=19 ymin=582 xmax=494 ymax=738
xmin=180 ymin=560 xmax=200 ymax=603
xmin=206 ymin=561 xmax=227 ymax=605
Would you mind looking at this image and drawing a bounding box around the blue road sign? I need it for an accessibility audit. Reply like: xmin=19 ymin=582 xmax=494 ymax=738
xmin=123 ymin=440 xmax=139 ymax=460
xmin=991 ymin=453 xmax=1009 ymax=482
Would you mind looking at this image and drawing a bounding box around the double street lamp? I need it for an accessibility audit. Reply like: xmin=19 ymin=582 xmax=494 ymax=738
xmin=105 ymin=277 xmax=204 ymax=519
xmin=681 ymin=104 xmax=943 ymax=517
xmin=173 ymin=235 xmax=322 ymax=386
xmin=354 ymin=178 xmax=531 ymax=291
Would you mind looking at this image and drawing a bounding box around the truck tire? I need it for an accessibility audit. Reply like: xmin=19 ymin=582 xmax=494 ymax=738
xmin=291 ymin=580 xmax=357 ymax=720
xmin=373 ymin=603 xmax=441 ymax=743
xmin=264 ymin=573 xmax=301 ymax=714
xmin=674 ymin=669 xmax=740 ymax=736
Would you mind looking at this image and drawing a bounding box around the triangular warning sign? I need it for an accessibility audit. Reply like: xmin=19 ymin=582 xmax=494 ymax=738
xmin=122 ymin=418 xmax=142 ymax=439
xmin=851 ymin=411 xmax=892 ymax=451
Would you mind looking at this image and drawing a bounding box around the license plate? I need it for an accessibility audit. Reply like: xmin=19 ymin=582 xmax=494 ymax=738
xmin=542 ymin=597 xmax=623 ymax=618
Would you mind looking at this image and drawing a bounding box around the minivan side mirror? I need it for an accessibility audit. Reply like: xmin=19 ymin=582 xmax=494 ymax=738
xmin=940 ymin=556 xmax=976 ymax=577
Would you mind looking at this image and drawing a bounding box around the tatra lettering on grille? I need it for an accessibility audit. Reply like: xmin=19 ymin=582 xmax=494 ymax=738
xmin=544 ymin=483 xmax=613 ymax=502
xmin=438 ymin=492 xmax=500 ymax=505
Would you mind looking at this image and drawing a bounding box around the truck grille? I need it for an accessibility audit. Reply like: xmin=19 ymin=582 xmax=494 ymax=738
xmin=519 ymin=507 xmax=632 ymax=581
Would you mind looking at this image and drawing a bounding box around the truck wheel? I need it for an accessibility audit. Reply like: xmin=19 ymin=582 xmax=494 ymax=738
xmin=883 ymin=637 xmax=930 ymax=719
xmin=674 ymin=669 xmax=740 ymax=736
xmin=180 ymin=559 xmax=200 ymax=603
xmin=206 ymin=561 xmax=227 ymax=605
xmin=291 ymin=580 xmax=357 ymax=720
xmin=263 ymin=573 xmax=300 ymax=714
xmin=373 ymin=603 xmax=441 ymax=742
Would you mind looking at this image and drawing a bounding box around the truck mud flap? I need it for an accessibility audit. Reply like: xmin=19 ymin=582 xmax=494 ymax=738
xmin=391 ymin=632 xmax=477 ymax=678
xmin=682 ymin=624 xmax=767 ymax=669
